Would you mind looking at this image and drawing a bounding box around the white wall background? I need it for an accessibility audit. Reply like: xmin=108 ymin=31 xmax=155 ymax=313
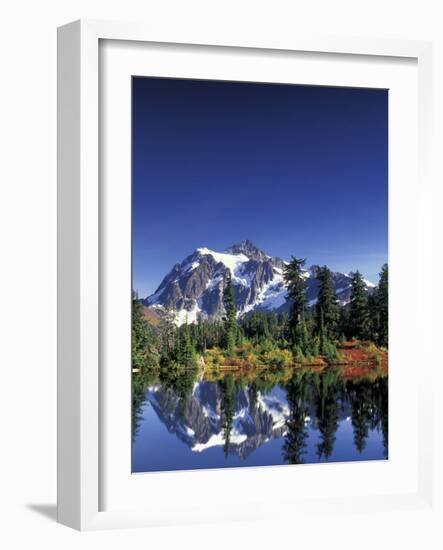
xmin=0 ymin=1 xmax=441 ymax=548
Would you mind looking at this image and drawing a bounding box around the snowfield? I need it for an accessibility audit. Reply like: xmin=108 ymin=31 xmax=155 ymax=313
xmin=196 ymin=247 xmax=250 ymax=284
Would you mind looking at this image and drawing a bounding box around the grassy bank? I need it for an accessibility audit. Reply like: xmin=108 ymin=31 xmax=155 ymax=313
xmin=202 ymin=339 xmax=387 ymax=371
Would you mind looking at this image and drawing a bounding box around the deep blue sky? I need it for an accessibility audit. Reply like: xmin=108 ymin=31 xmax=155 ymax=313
xmin=133 ymin=77 xmax=388 ymax=298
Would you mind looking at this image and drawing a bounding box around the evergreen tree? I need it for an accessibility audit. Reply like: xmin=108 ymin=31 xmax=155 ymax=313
xmin=317 ymin=310 xmax=339 ymax=362
xmin=268 ymin=312 xmax=278 ymax=340
xmin=159 ymin=310 xmax=177 ymax=360
xmin=293 ymin=345 xmax=305 ymax=364
xmin=175 ymin=324 xmax=196 ymax=367
xmin=236 ymin=326 xmax=245 ymax=347
xmin=377 ymin=264 xmax=388 ymax=347
xmin=315 ymin=266 xmax=339 ymax=339
xmin=368 ymin=291 xmax=380 ymax=343
xmin=132 ymin=293 xmax=159 ymax=370
xmin=223 ymin=271 xmax=237 ymax=355
xmin=348 ymin=271 xmax=371 ymax=340
xmin=283 ymin=257 xmax=308 ymax=344
xmin=338 ymin=306 xmax=350 ymax=340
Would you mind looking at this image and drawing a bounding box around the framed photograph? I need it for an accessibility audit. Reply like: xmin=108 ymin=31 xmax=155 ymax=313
xmin=57 ymin=20 xmax=433 ymax=530
xmin=131 ymin=77 xmax=390 ymax=473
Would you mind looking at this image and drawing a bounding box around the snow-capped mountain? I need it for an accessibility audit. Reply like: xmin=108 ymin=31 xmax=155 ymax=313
xmin=143 ymin=240 xmax=375 ymax=325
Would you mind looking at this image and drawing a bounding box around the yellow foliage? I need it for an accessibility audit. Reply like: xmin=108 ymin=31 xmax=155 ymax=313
xmin=261 ymin=348 xmax=293 ymax=367
xmin=204 ymin=348 xmax=227 ymax=367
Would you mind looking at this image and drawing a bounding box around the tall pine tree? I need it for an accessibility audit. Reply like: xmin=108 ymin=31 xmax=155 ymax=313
xmin=315 ymin=265 xmax=339 ymax=340
xmin=223 ymin=271 xmax=237 ymax=355
xmin=175 ymin=324 xmax=196 ymax=367
xmin=377 ymin=263 xmax=388 ymax=347
xmin=348 ymin=270 xmax=371 ymax=340
xmin=283 ymin=257 xmax=307 ymax=345
xmin=367 ymin=291 xmax=380 ymax=343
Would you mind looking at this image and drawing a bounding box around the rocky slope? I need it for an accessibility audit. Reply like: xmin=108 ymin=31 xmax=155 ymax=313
xmin=143 ymin=240 xmax=375 ymax=325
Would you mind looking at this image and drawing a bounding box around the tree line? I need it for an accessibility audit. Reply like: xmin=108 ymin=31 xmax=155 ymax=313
xmin=132 ymin=259 xmax=388 ymax=370
xmin=282 ymin=258 xmax=388 ymax=362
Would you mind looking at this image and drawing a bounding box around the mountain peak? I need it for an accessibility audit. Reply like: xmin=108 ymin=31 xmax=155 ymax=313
xmin=225 ymin=240 xmax=268 ymax=261
xmin=144 ymin=241 xmax=376 ymax=325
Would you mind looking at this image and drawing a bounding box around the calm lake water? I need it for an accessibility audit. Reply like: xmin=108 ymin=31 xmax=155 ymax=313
xmin=132 ymin=367 xmax=388 ymax=473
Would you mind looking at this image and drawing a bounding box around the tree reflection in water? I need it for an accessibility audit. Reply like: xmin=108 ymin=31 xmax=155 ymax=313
xmin=132 ymin=364 xmax=388 ymax=469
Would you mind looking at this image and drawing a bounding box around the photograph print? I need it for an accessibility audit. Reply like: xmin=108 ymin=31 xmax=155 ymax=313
xmin=131 ymin=77 xmax=388 ymax=473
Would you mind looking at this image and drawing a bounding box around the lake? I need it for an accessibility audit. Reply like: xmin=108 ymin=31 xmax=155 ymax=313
xmin=132 ymin=366 xmax=388 ymax=473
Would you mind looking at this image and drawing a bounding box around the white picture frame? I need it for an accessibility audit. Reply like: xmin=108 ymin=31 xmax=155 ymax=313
xmin=57 ymin=19 xmax=433 ymax=531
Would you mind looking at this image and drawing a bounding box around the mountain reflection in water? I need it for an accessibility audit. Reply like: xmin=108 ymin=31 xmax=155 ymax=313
xmin=132 ymin=367 xmax=388 ymax=473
